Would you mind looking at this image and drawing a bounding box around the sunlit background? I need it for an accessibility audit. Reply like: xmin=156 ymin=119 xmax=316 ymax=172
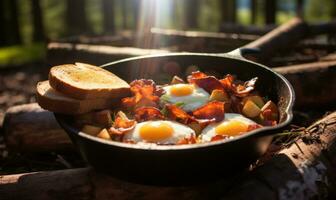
xmin=0 ymin=0 xmax=335 ymax=66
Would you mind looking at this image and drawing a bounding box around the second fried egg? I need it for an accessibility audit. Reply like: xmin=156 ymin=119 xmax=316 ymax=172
xmin=160 ymin=83 xmax=209 ymax=111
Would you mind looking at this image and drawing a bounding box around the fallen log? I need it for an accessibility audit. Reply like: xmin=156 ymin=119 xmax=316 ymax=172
xmin=3 ymin=103 xmax=71 ymax=152
xmin=47 ymin=42 xmax=171 ymax=67
xmin=243 ymin=18 xmax=309 ymax=62
xmin=274 ymin=60 xmax=336 ymax=108
xmin=150 ymin=27 xmax=258 ymax=52
xmin=1 ymin=112 xmax=335 ymax=200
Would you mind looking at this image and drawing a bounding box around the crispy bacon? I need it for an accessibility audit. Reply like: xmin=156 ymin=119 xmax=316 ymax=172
xmin=210 ymin=135 xmax=228 ymax=142
xmin=177 ymin=136 xmax=197 ymax=145
xmin=134 ymin=107 xmax=165 ymax=122
xmin=165 ymin=104 xmax=196 ymax=125
xmin=247 ymin=123 xmax=263 ymax=131
xmin=121 ymin=79 xmax=160 ymax=109
xmin=220 ymin=75 xmax=258 ymax=97
xmin=109 ymin=111 xmax=136 ymax=135
xmin=192 ymin=101 xmax=225 ymax=122
xmin=188 ymin=71 xmax=224 ymax=93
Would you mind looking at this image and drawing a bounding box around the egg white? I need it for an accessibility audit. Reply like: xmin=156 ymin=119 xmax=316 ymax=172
xmin=123 ymin=120 xmax=196 ymax=144
xmin=199 ymin=113 xmax=258 ymax=142
xmin=160 ymin=84 xmax=209 ymax=111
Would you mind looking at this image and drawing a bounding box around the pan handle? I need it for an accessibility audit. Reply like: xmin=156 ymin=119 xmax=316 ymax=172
xmin=223 ymin=47 xmax=261 ymax=61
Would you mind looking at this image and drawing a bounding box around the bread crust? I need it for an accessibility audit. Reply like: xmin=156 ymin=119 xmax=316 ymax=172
xmin=49 ymin=63 xmax=130 ymax=100
xmin=36 ymin=81 xmax=119 ymax=114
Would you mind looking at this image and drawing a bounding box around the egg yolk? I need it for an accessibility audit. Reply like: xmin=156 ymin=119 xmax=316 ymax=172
xmin=139 ymin=122 xmax=174 ymax=142
xmin=215 ymin=120 xmax=249 ymax=136
xmin=170 ymin=84 xmax=194 ymax=97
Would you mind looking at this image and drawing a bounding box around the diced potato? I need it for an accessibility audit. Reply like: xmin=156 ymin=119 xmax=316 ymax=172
xmin=171 ymin=76 xmax=185 ymax=84
xmin=97 ymin=129 xmax=111 ymax=140
xmin=242 ymin=100 xmax=261 ymax=118
xmin=81 ymin=125 xmax=102 ymax=136
xmin=209 ymin=89 xmax=229 ymax=102
xmin=94 ymin=110 xmax=113 ymax=127
xmin=242 ymin=95 xmax=265 ymax=108
xmin=260 ymin=100 xmax=279 ymax=121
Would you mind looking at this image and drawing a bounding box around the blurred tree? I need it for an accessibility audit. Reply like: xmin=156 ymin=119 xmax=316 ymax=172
xmin=102 ymin=0 xmax=115 ymax=33
xmin=6 ymin=0 xmax=22 ymax=44
xmin=0 ymin=0 xmax=6 ymax=46
xmin=31 ymin=0 xmax=45 ymax=42
xmin=132 ymin=0 xmax=140 ymax=30
xmin=220 ymin=0 xmax=236 ymax=23
xmin=265 ymin=0 xmax=276 ymax=24
xmin=121 ymin=0 xmax=127 ymax=29
xmin=296 ymin=0 xmax=304 ymax=18
xmin=65 ymin=0 xmax=91 ymax=36
xmin=184 ymin=0 xmax=200 ymax=29
xmin=251 ymin=0 xmax=258 ymax=24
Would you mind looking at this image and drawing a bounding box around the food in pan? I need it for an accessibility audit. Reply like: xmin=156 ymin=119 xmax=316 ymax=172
xmin=36 ymin=63 xmax=279 ymax=145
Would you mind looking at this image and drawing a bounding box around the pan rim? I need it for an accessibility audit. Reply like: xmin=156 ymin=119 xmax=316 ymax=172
xmin=55 ymin=52 xmax=295 ymax=151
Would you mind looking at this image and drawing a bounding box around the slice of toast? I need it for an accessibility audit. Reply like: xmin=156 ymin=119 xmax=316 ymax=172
xmin=36 ymin=81 xmax=119 ymax=114
xmin=49 ymin=63 xmax=130 ymax=100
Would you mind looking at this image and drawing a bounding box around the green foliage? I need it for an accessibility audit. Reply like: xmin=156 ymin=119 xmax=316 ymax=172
xmin=305 ymin=0 xmax=336 ymax=22
xmin=0 ymin=43 xmax=45 ymax=67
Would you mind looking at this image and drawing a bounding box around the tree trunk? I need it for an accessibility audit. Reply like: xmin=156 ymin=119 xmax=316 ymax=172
xmin=184 ymin=0 xmax=200 ymax=29
xmin=65 ymin=0 xmax=90 ymax=36
xmin=296 ymin=0 xmax=304 ymax=18
xmin=102 ymin=0 xmax=115 ymax=34
xmin=31 ymin=0 xmax=45 ymax=42
xmin=7 ymin=0 xmax=22 ymax=44
xmin=121 ymin=0 xmax=128 ymax=29
xmin=265 ymin=0 xmax=276 ymax=24
xmin=132 ymin=0 xmax=140 ymax=31
xmin=251 ymin=0 xmax=258 ymax=24
xmin=220 ymin=0 xmax=237 ymax=24
xmin=0 ymin=0 xmax=6 ymax=46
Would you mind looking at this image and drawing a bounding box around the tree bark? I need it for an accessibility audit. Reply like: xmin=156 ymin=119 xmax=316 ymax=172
xmin=3 ymin=103 xmax=72 ymax=152
xmin=274 ymin=60 xmax=336 ymax=108
xmin=243 ymin=17 xmax=309 ymax=62
xmin=7 ymin=0 xmax=22 ymax=44
xmin=265 ymin=0 xmax=276 ymax=24
xmin=183 ymin=0 xmax=200 ymax=29
xmin=65 ymin=0 xmax=90 ymax=36
xmin=220 ymin=0 xmax=237 ymax=24
xmin=0 ymin=0 xmax=6 ymax=46
xmin=102 ymin=0 xmax=115 ymax=34
xmin=251 ymin=0 xmax=258 ymax=24
xmin=31 ymin=0 xmax=46 ymax=42
xmin=1 ymin=112 xmax=336 ymax=199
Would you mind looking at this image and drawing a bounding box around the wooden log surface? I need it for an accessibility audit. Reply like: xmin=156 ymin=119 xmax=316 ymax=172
xmin=1 ymin=112 xmax=336 ymax=200
xmin=274 ymin=60 xmax=336 ymax=108
xmin=47 ymin=42 xmax=171 ymax=66
xmin=243 ymin=18 xmax=309 ymax=62
xmin=3 ymin=103 xmax=71 ymax=152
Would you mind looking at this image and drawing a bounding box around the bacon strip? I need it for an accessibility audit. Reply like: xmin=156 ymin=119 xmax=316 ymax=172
xmin=165 ymin=104 xmax=196 ymax=124
xmin=121 ymin=79 xmax=160 ymax=109
xmin=134 ymin=107 xmax=165 ymax=122
xmin=188 ymin=71 xmax=224 ymax=93
xmin=192 ymin=101 xmax=225 ymax=122
xmin=109 ymin=111 xmax=137 ymax=135
xmin=220 ymin=74 xmax=258 ymax=97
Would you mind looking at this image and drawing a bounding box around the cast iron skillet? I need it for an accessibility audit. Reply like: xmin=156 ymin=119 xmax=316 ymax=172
xmin=55 ymin=48 xmax=295 ymax=185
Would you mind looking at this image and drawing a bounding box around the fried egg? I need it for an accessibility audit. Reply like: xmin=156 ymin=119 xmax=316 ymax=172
xmin=160 ymin=83 xmax=209 ymax=111
xmin=199 ymin=113 xmax=258 ymax=142
xmin=123 ymin=120 xmax=196 ymax=144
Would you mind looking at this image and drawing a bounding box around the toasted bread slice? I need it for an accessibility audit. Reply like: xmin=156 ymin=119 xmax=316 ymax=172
xmin=49 ymin=63 xmax=130 ymax=100
xmin=36 ymin=81 xmax=119 ymax=114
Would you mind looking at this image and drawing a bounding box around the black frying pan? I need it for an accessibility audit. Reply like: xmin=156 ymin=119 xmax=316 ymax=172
xmin=55 ymin=48 xmax=295 ymax=185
